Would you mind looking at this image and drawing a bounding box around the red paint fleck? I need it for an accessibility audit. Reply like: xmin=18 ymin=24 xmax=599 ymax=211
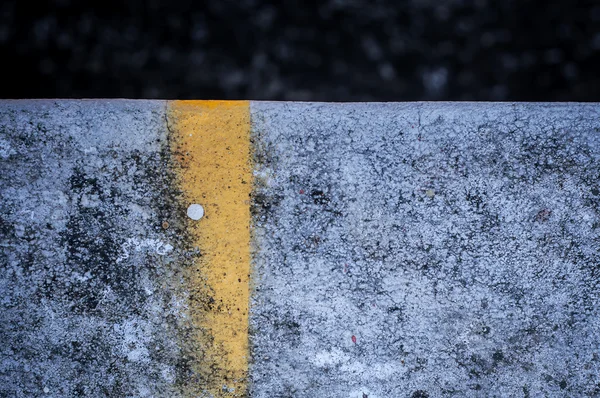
xmin=536 ymin=208 xmax=552 ymax=222
xmin=343 ymin=264 xmax=348 ymax=274
xmin=351 ymin=335 xmax=357 ymax=344
xmin=299 ymin=189 xmax=305 ymax=194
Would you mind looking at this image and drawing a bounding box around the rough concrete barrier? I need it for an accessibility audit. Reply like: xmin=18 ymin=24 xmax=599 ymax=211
xmin=1 ymin=100 xmax=600 ymax=397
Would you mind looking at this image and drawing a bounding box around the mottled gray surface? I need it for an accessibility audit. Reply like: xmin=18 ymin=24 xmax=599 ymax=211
xmin=3 ymin=101 xmax=600 ymax=398
xmin=0 ymin=100 xmax=191 ymax=397
xmin=250 ymin=102 xmax=600 ymax=397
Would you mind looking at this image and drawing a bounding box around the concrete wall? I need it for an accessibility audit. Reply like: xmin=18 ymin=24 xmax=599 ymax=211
xmin=1 ymin=101 xmax=600 ymax=397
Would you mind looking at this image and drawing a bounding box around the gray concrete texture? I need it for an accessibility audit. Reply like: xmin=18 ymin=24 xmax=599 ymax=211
xmin=0 ymin=101 xmax=189 ymax=397
xmin=250 ymin=102 xmax=600 ymax=397
xmin=1 ymin=100 xmax=600 ymax=397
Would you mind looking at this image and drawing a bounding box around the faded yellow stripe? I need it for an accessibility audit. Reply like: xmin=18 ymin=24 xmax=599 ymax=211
xmin=168 ymin=101 xmax=251 ymax=397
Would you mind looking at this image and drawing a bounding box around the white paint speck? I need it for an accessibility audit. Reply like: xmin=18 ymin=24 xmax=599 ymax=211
xmin=116 ymin=238 xmax=174 ymax=263
xmin=0 ymin=138 xmax=16 ymax=159
xmin=312 ymin=348 xmax=348 ymax=367
xmin=43 ymin=387 xmax=50 ymax=393
xmin=155 ymin=243 xmax=173 ymax=255
xmin=187 ymin=204 xmax=204 ymax=220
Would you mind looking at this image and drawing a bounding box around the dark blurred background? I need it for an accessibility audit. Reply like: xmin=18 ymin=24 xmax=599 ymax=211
xmin=1 ymin=0 xmax=599 ymax=101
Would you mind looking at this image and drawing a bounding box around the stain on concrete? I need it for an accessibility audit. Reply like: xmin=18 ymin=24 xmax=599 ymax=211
xmin=0 ymin=100 xmax=191 ymax=397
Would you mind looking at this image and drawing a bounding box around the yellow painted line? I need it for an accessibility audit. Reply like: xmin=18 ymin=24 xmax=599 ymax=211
xmin=167 ymin=101 xmax=251 ymax=397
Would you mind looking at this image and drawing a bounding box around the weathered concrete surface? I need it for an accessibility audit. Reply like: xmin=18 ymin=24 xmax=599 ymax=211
xmin=249 ymin=102 xmax=600 ymax=397
xmin=1 ymin=101 xmax=600 ymax=397
xmin=0 ymin=100 xmax=193 ymax=397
